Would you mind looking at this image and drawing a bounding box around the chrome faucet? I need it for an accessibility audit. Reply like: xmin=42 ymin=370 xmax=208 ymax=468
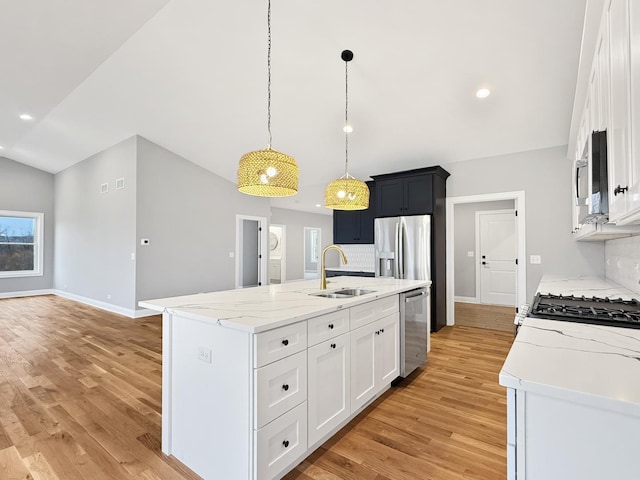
xmin=321 ymin=245 xmax=348 ymax=290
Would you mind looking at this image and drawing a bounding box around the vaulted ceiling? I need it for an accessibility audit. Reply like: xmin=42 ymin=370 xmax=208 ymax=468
xmin=1 ymin=0 xmax=587 ymax=214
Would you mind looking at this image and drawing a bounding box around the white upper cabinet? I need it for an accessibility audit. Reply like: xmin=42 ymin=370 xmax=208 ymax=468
xmin=607 ymin=0 xmax=632 ymax=222
xmin=571 ymin=0 xmax=640 ymax=234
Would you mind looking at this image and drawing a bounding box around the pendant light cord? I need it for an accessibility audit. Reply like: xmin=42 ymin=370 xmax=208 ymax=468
xmin=344 ymin=56 xmax=349 ymax=176
xmin=267 ymin=0 xmax=273 ymax=149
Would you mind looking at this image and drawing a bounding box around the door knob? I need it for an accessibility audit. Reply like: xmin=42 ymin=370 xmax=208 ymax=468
xmin=482 ymin=261 xmax=488 ymax=265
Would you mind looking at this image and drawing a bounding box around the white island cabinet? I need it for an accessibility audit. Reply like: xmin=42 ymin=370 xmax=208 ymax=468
xmin=140 ymin=277 xmax=427 ymax=480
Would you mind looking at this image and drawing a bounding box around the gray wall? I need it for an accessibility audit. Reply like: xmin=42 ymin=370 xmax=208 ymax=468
xmin=0 ymin=157 xmax=55 ymax=293
xmin=447 ymin=145 xmax=604 ymax=301
xmin=135 ymin=136 xmax=271 ymax=304
xmin=54 ymin=137 xmax=137 ymax=310
xmin=454 ymin=200 xmax=514 ymax=298
xmin=270 ymin=208 xmax=334 ymax=281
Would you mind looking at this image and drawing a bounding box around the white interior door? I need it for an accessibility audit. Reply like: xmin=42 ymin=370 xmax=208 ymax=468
xmin=477 ymin=210 xmax=516 ymax=306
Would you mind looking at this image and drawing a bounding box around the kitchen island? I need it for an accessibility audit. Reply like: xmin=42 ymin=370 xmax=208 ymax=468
xmin=140 ymin=276 xmax=428 ymax=480
xmin=499 ymin=275 xmax=640 ymax=479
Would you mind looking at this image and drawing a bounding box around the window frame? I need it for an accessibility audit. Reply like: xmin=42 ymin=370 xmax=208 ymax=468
xmin=0 ymin=210 xmax=44 ymax=278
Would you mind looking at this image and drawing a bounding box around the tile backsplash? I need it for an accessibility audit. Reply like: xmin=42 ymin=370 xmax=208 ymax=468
xmin=337 ymin=244 xmax=375 ymax=271
xmin=605 ymin=236 xmax=640 ymax=295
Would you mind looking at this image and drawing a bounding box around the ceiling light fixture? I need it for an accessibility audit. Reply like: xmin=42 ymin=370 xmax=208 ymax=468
xmin=475 ymin=88 xmax=491 ymax=99
xmin=325 ymin=50 xmax=369 ymax=211
xmin=237 ymin=0 xmax=298 ymax=197
xmin=19 ymin=113 xmax=33 ymax=121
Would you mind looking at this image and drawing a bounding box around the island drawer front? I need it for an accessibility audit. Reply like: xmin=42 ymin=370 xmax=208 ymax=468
xmin=350 ymin=295 xmax=399 ymax=330
xmin=255 ymin=322 xmax=307 ymax=368
xmin=255 ymin=351 xmax=307 ymax=429
xmin=255 ymin=401 xmax=308 ymax=480
xmin=307 ymin=310 xmax=349 ymax=347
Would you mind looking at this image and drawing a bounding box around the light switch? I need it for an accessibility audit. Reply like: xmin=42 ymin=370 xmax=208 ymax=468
xmin=467 ymin=251 xmax=474 ymax=257
xmin=530 ymin=255 xmax=541 ymax=264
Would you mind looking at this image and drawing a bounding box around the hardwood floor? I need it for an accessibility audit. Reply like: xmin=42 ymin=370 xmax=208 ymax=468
xmin=454 ymin=302 xmax=516 ymax=332
xmin=0 ymin=294 xmax=199 ymax=480
xmin=0 ymin=295 xmax=514 ymax=480
xmin=284 ymin=324 xmax=514 ymax=480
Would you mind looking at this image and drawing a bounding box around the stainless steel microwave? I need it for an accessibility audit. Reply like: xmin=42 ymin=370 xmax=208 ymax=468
xmin=575 ymin=130 xmax=608 ymax=224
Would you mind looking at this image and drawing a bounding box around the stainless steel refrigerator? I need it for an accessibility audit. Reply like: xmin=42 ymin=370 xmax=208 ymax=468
xmin=375 ymin=216 xmax=431 ymax=377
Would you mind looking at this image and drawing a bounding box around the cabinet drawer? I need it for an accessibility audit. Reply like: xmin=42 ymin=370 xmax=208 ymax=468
xmin=255 ymin=402 xmax=307 ymax=480
xmin=350 ymin=295 xmax=399 ymax=330
xmin=307 ymin=310 xmax=349 ymax=347
xmin=255 ymin=351 xmax=307 ymax=429
xmin=255 ymin=322 xmax=307 ymax=368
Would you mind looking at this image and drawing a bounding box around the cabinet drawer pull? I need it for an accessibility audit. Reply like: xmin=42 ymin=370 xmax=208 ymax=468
xmin=282 ymin=339 xmax=289 ymax=346
xmin=328 ymin=323 xmax=334 ymax=329
xmin=330 ymin=343 xmax=336 ymax=349
xmin=282 ymin=440 xmax=290 ymax=448
xmin=614 ymin=185 xmax=629 ymax=196
xmin=282 ymin=384 xmax=289 ymax=391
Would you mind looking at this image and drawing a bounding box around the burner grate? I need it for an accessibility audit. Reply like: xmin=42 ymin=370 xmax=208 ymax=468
xmin=529 ymin=293 xmax=640 ymax=329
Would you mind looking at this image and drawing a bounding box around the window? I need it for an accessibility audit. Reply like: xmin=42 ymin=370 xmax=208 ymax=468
xmin=0 ymin=211 xmax=44 ymax=278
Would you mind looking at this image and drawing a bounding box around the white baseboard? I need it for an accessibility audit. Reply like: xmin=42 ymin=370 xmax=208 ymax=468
xmin=52 ymin=290 xmax=141 ymax=318
xmin=134 ymin=308 xmax=161 ymax=318
xmin=0 ymin=289 xmax=54 ymax=299
xmin=454 ymin=296 xmax=478 ymax=304
xmin=2 ymin=289 xmax=160 ymax=319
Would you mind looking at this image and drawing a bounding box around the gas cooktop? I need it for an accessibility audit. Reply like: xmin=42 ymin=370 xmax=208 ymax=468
xmin=529 ymin=293 xmax=640 ymax=329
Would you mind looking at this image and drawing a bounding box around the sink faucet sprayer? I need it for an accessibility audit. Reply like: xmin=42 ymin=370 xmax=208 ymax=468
xmin=321 ymin=245 xmax=348 ymax=290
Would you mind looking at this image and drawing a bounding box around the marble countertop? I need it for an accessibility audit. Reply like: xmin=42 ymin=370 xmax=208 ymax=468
xmin=536 ymin=274 xmax=639 ymax=300
xmin=139 ymin=276 xmax=428 ymax=333
xmin=325 ymin=266 xmax=375 ymax=273
xmin=499 ymin=317 xmax=640 ymax=417
xmin=500 ymin=274 xmax=640 ymax=417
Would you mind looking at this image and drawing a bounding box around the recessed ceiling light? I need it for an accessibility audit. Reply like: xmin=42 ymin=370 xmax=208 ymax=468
xmin=475 ymin=88 xmax=491 ymax=99
xmin=19 ymin=113 xmax=33 ymax=121
xmin=343 ymin=125 xmax=353 ymax=133
xmin=315 ymin=204 xmax=322 ymax=208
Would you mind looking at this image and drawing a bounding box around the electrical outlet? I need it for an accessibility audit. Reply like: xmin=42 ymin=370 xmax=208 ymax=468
xmin=467 ymin=251 xmax=474 ymax=257
xmin=530 ymin=255 xmax=541 ymax=264
xmin=198 ymin=346 xmax=212 ymax=363
xmin=107 ymin=294 xmax=111 ymax=300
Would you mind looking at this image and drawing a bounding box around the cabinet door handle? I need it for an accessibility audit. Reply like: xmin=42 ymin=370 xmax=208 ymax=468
xmin=330 ymin=343 xmax=336 ymax=349
xmin=282 ymin=339 xmax=289 ymax=346
xmin=614 ymin=185 xmax=629 ymax=196
xmin=380 ymin=328 xmax=384 ymax=333
xmin=375 ymin=330 xmax=380 ymax=335
xmin=282 ymin=440 xmax=290 ymax=448
xmin=282 ymin=384 xmax=289 ymax=391
xmin=328 ymin=323 xmax=334 ymax=329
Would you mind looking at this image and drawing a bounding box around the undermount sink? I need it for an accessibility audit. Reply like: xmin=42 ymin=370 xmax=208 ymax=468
xmin=311 ymin=288 xmax=376 ymax=299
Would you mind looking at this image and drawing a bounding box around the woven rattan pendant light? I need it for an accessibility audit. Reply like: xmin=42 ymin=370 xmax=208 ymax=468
xmin=325 ymin=50 xmax=369 ymax=210
xmin=238 ymin=0 xmax=298 ymax=197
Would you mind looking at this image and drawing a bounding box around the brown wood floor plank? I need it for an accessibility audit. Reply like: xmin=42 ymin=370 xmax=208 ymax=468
xmin=284 ymin=324 xmax=514 ymax=480
xmin=455 ymin=302 xmax=516 ymax=332
xmin=0 ymin=295 xmax=513 ymax=480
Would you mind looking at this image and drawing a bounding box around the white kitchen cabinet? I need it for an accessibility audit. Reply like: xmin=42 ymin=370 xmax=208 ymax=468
xmin=607 ymin=0 xmax=633 ymax=223
xmin=375 ymin=312 xmax=400 ymax=387
xmin=307 ymin=332 xmax=350 ymax=448
xmin=506 ymin=387 xmax=640 ymax=479
xmin=153 ymin=284 xmax=408 ymax=480
xmin=350 ymin=312 xmax=400 ymax=414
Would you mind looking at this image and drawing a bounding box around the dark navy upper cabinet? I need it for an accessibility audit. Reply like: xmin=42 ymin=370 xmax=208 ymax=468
xmin=332 ymin=181 xmax=375 ymax=244
xmin=372 ymin=169 xmax=447 ymax=217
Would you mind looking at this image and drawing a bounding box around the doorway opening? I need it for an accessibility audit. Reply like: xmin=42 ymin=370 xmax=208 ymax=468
xmin=446 ymin=191 xmax=526 ymax=329
xmin=269 ymin=224 xmax=286 ymax=284
xmin=303 ymin=227 xmax=321 ymax=279
xmin=235 ymin=215 xmax=268 ymax=289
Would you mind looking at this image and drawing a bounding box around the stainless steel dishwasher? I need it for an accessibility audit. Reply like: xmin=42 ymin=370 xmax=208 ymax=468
xmin=399 ymin=286 xmax=430 ymax=377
